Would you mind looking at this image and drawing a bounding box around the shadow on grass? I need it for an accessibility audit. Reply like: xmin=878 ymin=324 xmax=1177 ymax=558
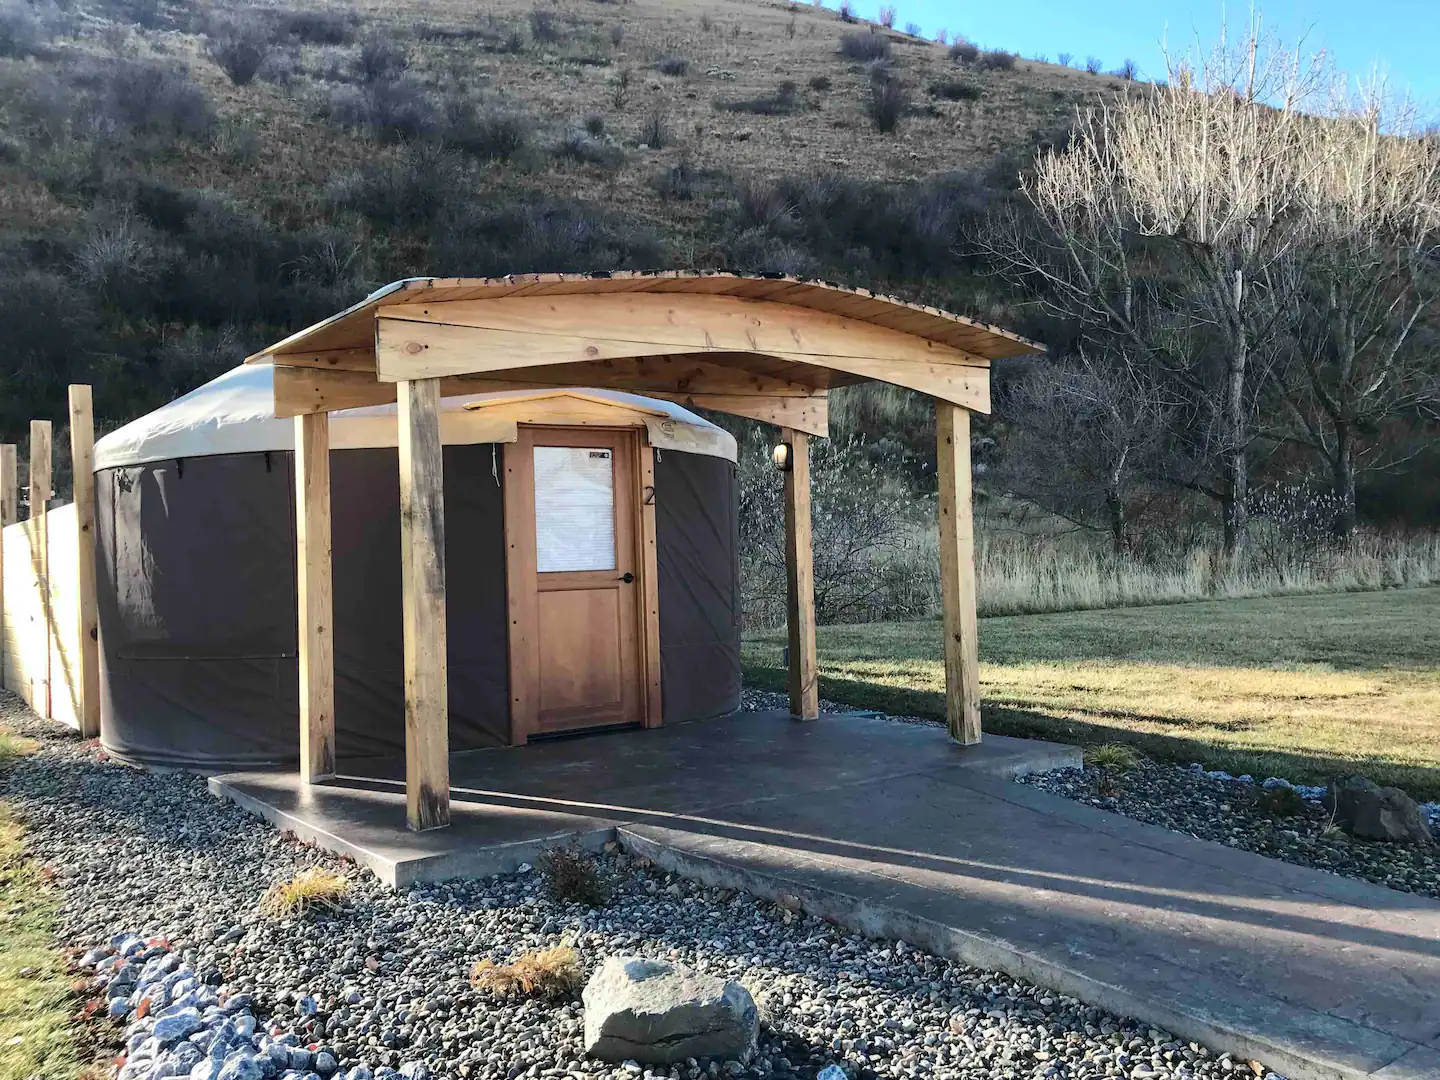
xmin=743 ymin=664 xmax=1440 ymax=801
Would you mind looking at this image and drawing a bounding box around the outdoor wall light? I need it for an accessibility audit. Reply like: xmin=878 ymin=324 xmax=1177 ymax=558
xmin=771 ymin=441 xmax=793 ymax=472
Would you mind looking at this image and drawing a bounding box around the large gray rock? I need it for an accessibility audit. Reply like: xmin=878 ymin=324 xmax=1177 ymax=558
xmin=582 ymin=956 xmax=758 ymax=1065
xmin=1324 ymin=776 xmax=1433 ymax=844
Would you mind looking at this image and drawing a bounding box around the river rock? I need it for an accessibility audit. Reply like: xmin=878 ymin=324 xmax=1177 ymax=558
xmin=582 ymin=956 xmax=758 ymax=1065
xmin=1324 ymin=776 xmax=1433 ymax=843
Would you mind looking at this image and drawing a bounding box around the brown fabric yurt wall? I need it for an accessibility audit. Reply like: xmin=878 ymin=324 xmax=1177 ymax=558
xmin=95 ymin=441 xmax=740 ymax=770
xmin=654 ymin=451 xmax=741 ymax=723
xmin=96 ymin=444 xmax=511 ymax=769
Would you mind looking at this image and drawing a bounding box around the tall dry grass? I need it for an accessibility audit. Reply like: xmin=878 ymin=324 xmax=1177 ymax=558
xmin=743 ymin=509 xmax=1440 ymax=627
xmin=973 ymin=529 xmax=1440 ymax=618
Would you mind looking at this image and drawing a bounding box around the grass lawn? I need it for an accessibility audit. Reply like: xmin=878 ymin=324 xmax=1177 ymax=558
xmin=742 ymin=586 xmax=1440 ymax=800
xmin=0 ymin=729 xmax=90 ymax=1080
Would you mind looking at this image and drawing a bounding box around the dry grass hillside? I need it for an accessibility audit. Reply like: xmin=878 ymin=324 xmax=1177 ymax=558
xmin=0 ymin=0 xmax=1129 ymax=450
xmin=6 ymin=0 xmax=1117 ymax=228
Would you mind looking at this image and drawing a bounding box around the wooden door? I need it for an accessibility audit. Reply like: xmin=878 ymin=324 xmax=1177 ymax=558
xmin=505 ymin=426 xmax=644 ymax=741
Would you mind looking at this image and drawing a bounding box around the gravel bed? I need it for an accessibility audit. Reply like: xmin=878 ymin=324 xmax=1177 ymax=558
xmin=0 ymin=692 xmax=1287 ymax=1080
xmin=1019 ymin=762 xmax=1440 ymax=899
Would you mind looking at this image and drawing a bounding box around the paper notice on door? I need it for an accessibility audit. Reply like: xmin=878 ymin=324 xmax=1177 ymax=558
xmin=533 ymin=446 xmax=617 ymax=573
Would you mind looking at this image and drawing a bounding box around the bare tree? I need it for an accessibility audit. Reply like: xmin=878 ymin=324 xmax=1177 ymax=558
xmin=984 ymin=21 xmax=1338 ymax=558
xmin=996 ymin=349 xmax=1176 ymax=553
xmin=1274 ymin=89 xmax=1440 ymax=536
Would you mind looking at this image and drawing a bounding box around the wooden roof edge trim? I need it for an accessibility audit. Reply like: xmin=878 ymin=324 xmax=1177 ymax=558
xmin=245 ymin=280 xmax=409 ymax=364
xmin=249 ymin=272 xmax=1047 ymax=361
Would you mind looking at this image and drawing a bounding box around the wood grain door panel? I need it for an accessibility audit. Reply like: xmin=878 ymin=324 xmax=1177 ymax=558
xmin=505 ymin=426 xmax=644 ymax=742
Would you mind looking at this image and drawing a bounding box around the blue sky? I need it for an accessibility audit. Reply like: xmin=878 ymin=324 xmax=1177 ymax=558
xmin=848 ymin=1 xmax=1440 ymax=115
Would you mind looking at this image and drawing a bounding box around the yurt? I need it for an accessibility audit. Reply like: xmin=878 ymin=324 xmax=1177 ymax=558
xmin=92 ymin=363 xmax=741 ymax=770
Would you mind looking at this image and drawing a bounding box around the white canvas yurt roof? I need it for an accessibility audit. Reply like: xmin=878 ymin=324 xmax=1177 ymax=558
xmin=94 ymin=364 xmax=737 ymax=471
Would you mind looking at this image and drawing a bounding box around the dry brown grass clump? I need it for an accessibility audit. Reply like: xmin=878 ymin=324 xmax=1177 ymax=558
xmin=258 ymin=868 xmax=349 ymax=918
xmin=537 ymin=843 xmax=614 ymax=906
xmin=470 ymin=946 xmax=583 ymax=1000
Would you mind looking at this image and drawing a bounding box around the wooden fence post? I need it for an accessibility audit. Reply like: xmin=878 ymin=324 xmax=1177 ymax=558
xmin=69 ymin=386 xmax=100 ymax=738
xmin=0 ymin=444 xmax=15 ymax=690
xmin=29 ymin=421 xmax=52 ymax=719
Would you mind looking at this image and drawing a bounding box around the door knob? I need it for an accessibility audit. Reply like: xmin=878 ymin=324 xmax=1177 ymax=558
xmin=620 ymin=572 xmax=635 ymax=583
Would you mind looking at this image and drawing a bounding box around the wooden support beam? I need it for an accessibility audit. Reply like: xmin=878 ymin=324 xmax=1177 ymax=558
xmin=28 ymin=421 xmax=51 ymax=719
xmin=645 ymin=393 xmax=829 ymax=438
xmin=782 ymin=429 xmax=818 ymax=721
xmin=398 ymin=378 xmax=450 ymax=831
xmin=637 ymin=441 xmax=662 ymax=727
xmin=295 ymin=411 xmax=336 ymax=782
xmin=374 ymin=319 xmax=990 ymax=413
xmin=936 ymin=403 xmax=981 ymax=744
xmin=0 ymin=444 xmax=14 ymax=691
xmin=68 ymin=387 xmax=100 ymax=738
xmin=382 ymin=294 xmax=992 ymax=367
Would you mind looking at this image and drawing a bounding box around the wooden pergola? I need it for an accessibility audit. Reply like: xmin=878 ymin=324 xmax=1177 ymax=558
xmin=247 ymin=272 xmax=1043 ymax=831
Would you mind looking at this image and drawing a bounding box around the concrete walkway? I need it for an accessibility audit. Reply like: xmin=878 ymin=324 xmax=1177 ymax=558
xmin=213 ymin=711 xmax=1440 ymax=1080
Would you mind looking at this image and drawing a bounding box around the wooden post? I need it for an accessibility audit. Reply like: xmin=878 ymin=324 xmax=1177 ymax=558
xmin=295 ymin=411 xmax=336 ymax=782
xmin=936 ymin=403 xmax=981 ymax=744
xmin=68 ymin=387 xmax=100 ymax=738
xmin=29 ymin=421 xmax=51 ymax=719
xmin=398 ymin=379 xmax=450 ymax=831
xmin=782 ymin=428 xmax=819 ymax=721
xmin=0 ymin=444 xmax=14 ymax=691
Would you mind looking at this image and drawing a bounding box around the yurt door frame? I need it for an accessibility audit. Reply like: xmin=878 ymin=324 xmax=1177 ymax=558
xmin=503 ymin=425 xmax=661 ymax=743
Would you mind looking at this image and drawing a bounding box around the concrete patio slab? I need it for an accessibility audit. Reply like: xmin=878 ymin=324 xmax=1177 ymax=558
xmin=210 ymin=710 xmax=1440 ymax=1080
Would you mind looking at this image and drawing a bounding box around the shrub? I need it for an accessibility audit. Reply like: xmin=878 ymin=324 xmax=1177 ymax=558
xmin=443 ymin=101 xmax=530 ymax=161
xmin=715 ymin=81 xmax=800 ymax=116
xmin=928 ymin=78 xmax=980 ymax=101
xmin=975 ymin=48 xmax=1016 ymax=71
xmin=739 ymin=429 xmax=941 ymax=624
xmin=429 ymin=196 xmax=664 ymax=277
xmin=609 ymin=23 xmax=623 ymax=46
xmin=278 ymin=10 xmax=355 ymax=45
xmin=808 ymin=74 xmax=831 ymax=92
xmin=1113 ymin=58 xmax=1139 ymax=80
xmin=1255 ymin=785 xmax=1307 ymax=817
xmin=838 ymin=30 xmax=888 ymax=62
xmin=471 ymin=946 xmax=583 ymax=1000
xmin=1084 ymin=744 xmax=1141 ymax=771
xmin=259 ymin=869 xmax=348 ymax=918
xmin=948 ymin=39 xmax=978 ymax=63
xmin=1056 ymin=51 xmax=1073 ymax=67
xmin=207 ymin=24 xmax=270 ymax=86
xmin=557 ymin=126 xmax=623 ymax=167
xmin=355 ymin=37 xmax=407 ymax=83
xmin=0 ymin=0 xmax=59 ymax=58
xmin=649 ymin=156 xmax=699 ymax=199
xmin=655 ymin=54 xmax=688 ymax=76
xmin=528 ymin=7 xmax=560 ymax=43
xmin=609 ymin=65 xmax=631 ymax=108
xmin=837 ymin=0 xmax=855 ymax=22
xmin=878 ymin=5 xmax=896 ymax=28
xmin=327 ymin=143 xmax=466 ymax=226
xmin=583 ymin=113 xmax=605 ymax=136
xmin=867 ymin=75 xmax=907 ymax=133
xmin=639 ymin=107 xmax=669 ymax=148
xmin=257 ymin=47 xmax=301 ymax=87
xmin=903 ymin=21 xmax=920 ymax=37
xmin=1085 ymin=55 xmax=1102 ymax=74
xmin=327 ymin=76 xmax=438 ymax=140
xmin=536 ymin=844 xmax=614 ymax=905
xmin=101 ymin=61 xmax=215 ymax=140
